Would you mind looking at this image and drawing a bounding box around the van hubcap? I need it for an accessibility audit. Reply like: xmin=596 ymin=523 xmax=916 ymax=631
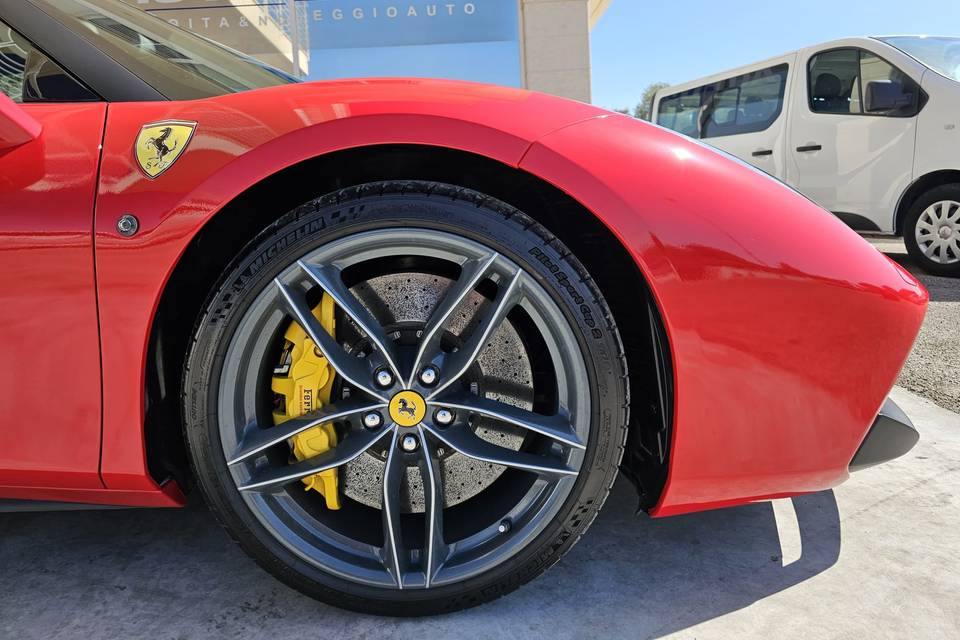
xmin=916 ymin=200 xmax=960 ymax=264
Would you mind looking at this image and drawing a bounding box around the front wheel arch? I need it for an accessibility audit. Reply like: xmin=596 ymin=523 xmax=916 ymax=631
xmin=902 ymin=183 xmax=960 ymax=275
xmin=143 ymin=145 xmax=674 ymax=509
xmin=895 ymin=170 xmax=960 ymax=235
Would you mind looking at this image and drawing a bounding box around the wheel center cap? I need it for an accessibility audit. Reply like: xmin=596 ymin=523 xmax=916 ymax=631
xmin=389 ymin=390 xmax=426 ymax=427
xmin=939 ymin=225 xmax=953 ymax=239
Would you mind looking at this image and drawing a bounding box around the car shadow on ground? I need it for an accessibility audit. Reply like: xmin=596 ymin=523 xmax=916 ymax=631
xmin=0 ymin=481 xmax=841 ymax=638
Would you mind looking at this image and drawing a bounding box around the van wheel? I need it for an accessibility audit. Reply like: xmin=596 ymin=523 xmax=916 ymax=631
xmin=904 ymin=184 xmax=960 ymax=277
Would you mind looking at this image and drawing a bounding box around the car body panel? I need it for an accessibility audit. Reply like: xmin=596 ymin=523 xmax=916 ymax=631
xmin=914 ymin=69 xmax=960 ymax=187
xmin=521 ymin=115 xmax=927 ymax=515
xmin=0 ymin=76 xmax=927 ymax=514
xmin=93 ymin=80 xmax=599 ymax=495
xmin=0 ymin=103 xmax=106 ymax=491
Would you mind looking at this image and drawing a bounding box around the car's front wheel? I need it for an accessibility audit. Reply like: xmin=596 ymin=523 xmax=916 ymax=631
xmin=904 ymin=184 xmax=960 ymax=277
xmin=182 ymin=181 xmax=628 ymax=615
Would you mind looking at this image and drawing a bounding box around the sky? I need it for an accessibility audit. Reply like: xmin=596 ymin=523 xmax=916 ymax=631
xmin=590 ymin=0 xmax=960 ymax=110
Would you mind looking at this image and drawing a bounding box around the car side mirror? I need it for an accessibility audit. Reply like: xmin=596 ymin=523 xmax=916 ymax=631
xmin=0 ymin=92 xmax=41 ymax=150
xmin=864 ymin=80 xmax=915 ymax=114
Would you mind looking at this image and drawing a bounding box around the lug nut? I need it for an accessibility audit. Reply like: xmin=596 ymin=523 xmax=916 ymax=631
xmin=419 ymin=365 xmax=440 ymax=386
xmin=375 ymin=368 xmax=394 ymax=388
xmin=400 ymin=434 xmax=419 ymax=452
xmin=498 ymin=519 xmax=512 ymax=534
xmin=362 ymin=411 xmax=383 ymax=430
xmin=434 ymin=408 xmax=455 ymax=426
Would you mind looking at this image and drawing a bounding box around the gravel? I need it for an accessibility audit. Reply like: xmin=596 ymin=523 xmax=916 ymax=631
xmin=867 ymin=236 xmax=960 ymax=414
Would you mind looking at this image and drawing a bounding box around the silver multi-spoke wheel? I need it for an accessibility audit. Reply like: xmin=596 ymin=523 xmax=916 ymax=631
xmin=915 ymin=200 xmax=960 ymax=265
xmin=219 ymin=228 xmax=589 ymax=590
xmin=184 ymin=182 xmax=628 ymax=613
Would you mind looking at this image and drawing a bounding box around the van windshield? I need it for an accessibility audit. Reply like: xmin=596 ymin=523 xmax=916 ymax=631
xmin=878 ymin=36 xmax=960 ymax=82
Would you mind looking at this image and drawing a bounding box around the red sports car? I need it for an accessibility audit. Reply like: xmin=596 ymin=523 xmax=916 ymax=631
xmin=0 ymin=0 xmax=926 ymax=615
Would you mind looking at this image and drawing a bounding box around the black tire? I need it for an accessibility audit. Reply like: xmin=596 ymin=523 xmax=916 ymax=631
xmin=182 ymin=181 xmax=629 ymax=615
xmin=903 ymin=184 xmax=960 ymax=277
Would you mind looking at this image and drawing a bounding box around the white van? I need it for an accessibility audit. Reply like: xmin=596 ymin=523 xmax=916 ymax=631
xmin=652 ymin=36 xmax=960 ymax=276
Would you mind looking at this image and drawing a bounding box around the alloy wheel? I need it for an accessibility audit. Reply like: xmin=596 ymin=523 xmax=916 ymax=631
xmin=217 ymin=228 xmax=591 ymax=590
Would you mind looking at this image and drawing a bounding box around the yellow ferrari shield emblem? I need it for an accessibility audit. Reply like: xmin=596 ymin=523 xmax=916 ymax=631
xmin=134 ymin=120 xmax=196 ymax=179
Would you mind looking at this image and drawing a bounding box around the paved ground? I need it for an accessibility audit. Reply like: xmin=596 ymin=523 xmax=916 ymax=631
xmin=1 ymin=386 xmax=958 ymax=639
xmin=866 ymin=237 xmax=960 ymax=414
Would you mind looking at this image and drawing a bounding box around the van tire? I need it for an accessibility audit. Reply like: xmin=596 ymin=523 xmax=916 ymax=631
xmin=903 ymin=184 xmax=960 ymax=277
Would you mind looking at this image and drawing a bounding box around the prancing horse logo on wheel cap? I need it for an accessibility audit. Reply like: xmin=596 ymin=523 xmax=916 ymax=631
xmin=134 ymin=120 xmax=197 ymax=179
xmin=389 ymin=390 xmax=426 ymax=427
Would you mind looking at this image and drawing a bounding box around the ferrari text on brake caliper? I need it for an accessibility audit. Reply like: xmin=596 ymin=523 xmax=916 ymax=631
xmin=271 ymin=293 xmax=341 ymax=508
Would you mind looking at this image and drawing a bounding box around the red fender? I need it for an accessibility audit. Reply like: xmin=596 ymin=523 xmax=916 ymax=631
xmin=521 ymin=115 xmax=927 ymax=516
xmin=92 ymin=80 xmax=926 ymax=515
xmin=94 ymin=80 xmax=602 ymax=498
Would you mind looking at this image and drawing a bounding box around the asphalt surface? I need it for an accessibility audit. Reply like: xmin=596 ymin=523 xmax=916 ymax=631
xmin=866 ymin=237 xmax=960 ymax=414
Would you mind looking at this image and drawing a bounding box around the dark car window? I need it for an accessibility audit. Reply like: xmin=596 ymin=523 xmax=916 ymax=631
xmin=656 ymin=63 xmax=788 ymax=139
xmin=0 ymin=17 xmax=97 ymax=102
xmin=34 ymin=0 xmax=297 ymax=100
xmin=808 ymin=49 xmax=860 ymax=113
xmin=809 ymin=48 xmax=922 ymax=117
xmin=656 ymin=87 xmax=703 ymax=138
xmin=700 ymin=64 xmax=788 ymax=138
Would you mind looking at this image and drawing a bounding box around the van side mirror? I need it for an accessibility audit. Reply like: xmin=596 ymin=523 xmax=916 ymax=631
xmin=0 ymin=93 xmax=41 ymax=150
xmin=864 ymin=80 xmax=915 ymax=114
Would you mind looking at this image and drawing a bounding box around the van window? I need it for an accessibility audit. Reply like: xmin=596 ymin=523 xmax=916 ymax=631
xmin=708 ymin=87 xmax=740 ymax=129
xmin=809 ymin=48 xmax=922 ymax=117
xmin=656 ymin=64 xmax=788 ymax=139
xmin=809 ymin=49 xmax=860 ymax=113
xmin=656 ymin=87 xmax=702 ymax=138
xmin=702 ymin=65 xmax=788 ymax=138
xmin=739 ymin=74 xmax=789 ymax=125
xmin=879 ymin=36 xmax=960 ymax=82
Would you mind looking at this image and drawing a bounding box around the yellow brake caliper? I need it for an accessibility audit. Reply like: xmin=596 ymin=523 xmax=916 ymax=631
xmin=271 ymin=293 xmax=341 ymax=509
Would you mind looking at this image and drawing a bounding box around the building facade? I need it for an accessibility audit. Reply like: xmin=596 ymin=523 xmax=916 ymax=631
xmin=123 ymin=0 xmax=611 ymax=102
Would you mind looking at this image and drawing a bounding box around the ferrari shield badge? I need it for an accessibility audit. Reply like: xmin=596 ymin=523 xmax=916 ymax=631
xmin=134 ymin=120 xmax=197 ymax=178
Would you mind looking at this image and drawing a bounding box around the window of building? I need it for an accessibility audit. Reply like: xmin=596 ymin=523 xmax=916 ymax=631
xmin=808 ymin=48 xmax=922 ymax=117
xmin=0 ymin=19 xmax=97 ymax=102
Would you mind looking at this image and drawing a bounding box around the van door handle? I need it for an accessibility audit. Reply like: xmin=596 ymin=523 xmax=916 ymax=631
xmin=796 ymin=144 xmax=822 ymax=152
xmin=752 ymin=149 xmax=773 ymax=157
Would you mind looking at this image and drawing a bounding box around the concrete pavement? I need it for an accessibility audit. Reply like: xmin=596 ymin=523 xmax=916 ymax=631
xmin=1 ymin=387 xmax=957 ymax=639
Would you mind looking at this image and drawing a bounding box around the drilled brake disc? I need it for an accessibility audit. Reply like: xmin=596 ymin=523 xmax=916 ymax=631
xmin=340 ymin=272 xmax=532 ymax=513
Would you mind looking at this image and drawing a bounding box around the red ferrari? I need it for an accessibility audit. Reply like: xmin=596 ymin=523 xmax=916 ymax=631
xmin=0 ymin=0 xmax=926 ymax=615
